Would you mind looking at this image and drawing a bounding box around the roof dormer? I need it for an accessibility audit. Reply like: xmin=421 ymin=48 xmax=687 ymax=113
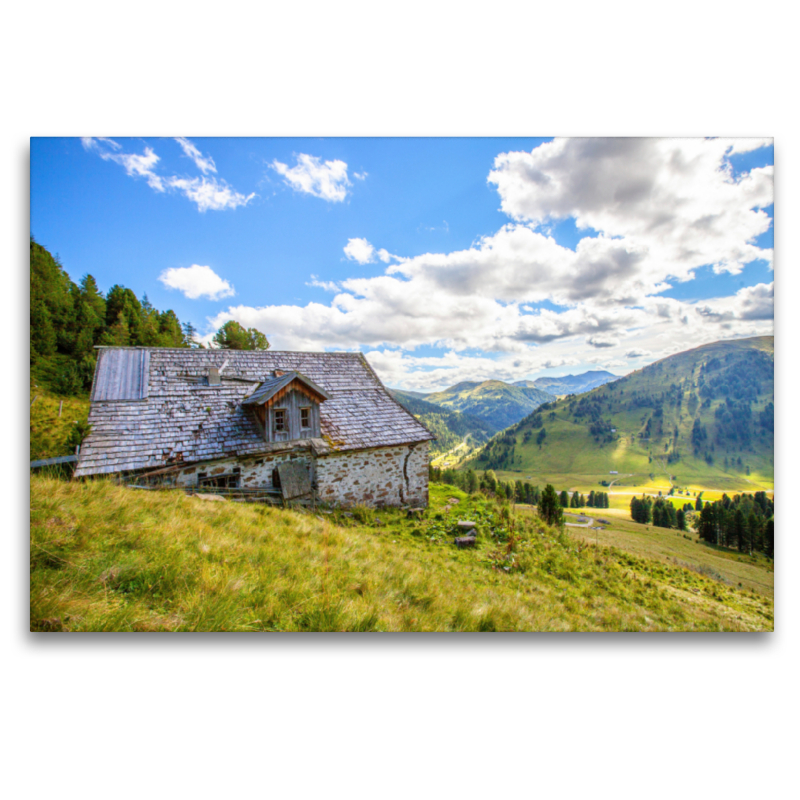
xmin=242 ymin=371 xmax=328 ymax=443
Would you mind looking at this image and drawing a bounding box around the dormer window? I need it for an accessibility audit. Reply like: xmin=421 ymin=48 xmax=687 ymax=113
xmin=243 ymin=370 xmax=329 ymax=444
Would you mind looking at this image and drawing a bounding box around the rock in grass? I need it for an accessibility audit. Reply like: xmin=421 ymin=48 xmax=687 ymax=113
xmin=454 ymin=535 xmax=477 ymax=548
xmin=457 ymin=520 xmax=477 ymax=529
xmin=193 ymin=493 xmax=226 ymax=502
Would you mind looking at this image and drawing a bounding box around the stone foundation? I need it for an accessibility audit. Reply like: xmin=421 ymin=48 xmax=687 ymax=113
xmin=315 ymin=442 xmax=429 ymax=507
xmin=170 ymin=441 xmax=429 ymax=508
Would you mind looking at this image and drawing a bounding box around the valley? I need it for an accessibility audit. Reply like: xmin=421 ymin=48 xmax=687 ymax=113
xmin=464 ymin=336 xmax=774 ymax=494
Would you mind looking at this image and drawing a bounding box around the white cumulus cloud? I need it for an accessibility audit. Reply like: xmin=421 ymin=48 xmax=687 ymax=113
xmin=344 ymin=238 xmax=403 ymax=265
xmin=694 ymin=282 xmax=774 ymax=323
xmin=182 ymin=137 xmax=774 ymax=388
xmin=82 ymin=137 xmax=254 ymax=212
xmin=344 ymin=237 xmax=376 ymax=264
xmin=306 ymin=275 xmax=340 ymax=292
xmin=166 ymin=176 xmax=254 ymax=212
xmin=159 ymin=264 xmax=236 ymax=300
xmin=82 ymin=138 xmax=165 ymax=191
xmin=270 ymin=153 xmax=351 ymax=202
xmin=487 ymin=137 xmax=773 ymax=281
xmin=586 ymin=335 xmax=620 ymax=348
xmin=174 ymin=137 xmax=217 ymax=174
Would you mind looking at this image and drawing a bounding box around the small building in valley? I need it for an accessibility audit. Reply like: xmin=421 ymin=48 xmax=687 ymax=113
xmin=74 ymin=347 xmax=434 ymax=507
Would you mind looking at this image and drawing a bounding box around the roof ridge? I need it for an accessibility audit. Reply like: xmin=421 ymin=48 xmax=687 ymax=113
xmin=94 ymin=346 xmax=365 ymax=356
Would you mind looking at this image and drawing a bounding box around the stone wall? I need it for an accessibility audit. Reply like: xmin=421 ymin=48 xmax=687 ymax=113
xmin=175 ymin=451 xmax=306 ymax=490
xmin=172 ymin=441 xmax=429 ymax=508
xmin=315 ymin=442 xmax=429 ymax=507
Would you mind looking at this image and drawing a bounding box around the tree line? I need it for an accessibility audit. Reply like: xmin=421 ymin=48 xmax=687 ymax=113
xmin=562 ymin=490 xmax=609 ymax=509
xmin=30 ymin=237 xmax=269 ymax=395
xmin=430 ymin=467 xmax=542 ymax=505
xmin=695 ymin=491 xmax=774 ymax=557
xmin=630 ymin=495 xmax=687 ymax=531
xmin=629 ymin=489 xmax=774 ymax=558
xmin=430 ymin=468 xmax=610 ymax=518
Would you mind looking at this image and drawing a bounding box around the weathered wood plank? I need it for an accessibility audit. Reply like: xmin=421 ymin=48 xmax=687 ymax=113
xmin=30 ymin=455 xmax=78 ymax=468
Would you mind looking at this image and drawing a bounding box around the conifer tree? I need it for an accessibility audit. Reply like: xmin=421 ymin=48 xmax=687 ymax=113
xmin=538 ymin=484 xmax=563 ymax=527
xmin=765 ymin=518 xmax=774 ymax=558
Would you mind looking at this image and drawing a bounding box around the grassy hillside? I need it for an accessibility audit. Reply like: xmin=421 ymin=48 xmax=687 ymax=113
xmin=467 ymin=337 xmax=774 ymax=493
xmin=31 ymin=476 xmax=772 ymax=631
xmin=425 ymin=380 xmax=554 ymax=430
xmin=30 ymin=382 xmax=90 ymax=461
xmin=388 ymin=391 xmax=497 ymax=456
xmin=561 ymin=509 xmax=773 ymax=598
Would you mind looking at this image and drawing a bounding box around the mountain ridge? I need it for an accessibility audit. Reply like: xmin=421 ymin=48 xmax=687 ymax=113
xmin=468 ymin=337 xmax=774 ymax=490
xmin=519 ymin=370 xmax=618 ymax=396
xmin=423 ymin=379 xmax=555 ymax=430
xmin=387 ymin=390 xmax=497 ymax=456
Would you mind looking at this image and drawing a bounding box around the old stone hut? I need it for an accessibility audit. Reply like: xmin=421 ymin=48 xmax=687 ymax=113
xmin=74 ymin=347 xmax=434 ymax=507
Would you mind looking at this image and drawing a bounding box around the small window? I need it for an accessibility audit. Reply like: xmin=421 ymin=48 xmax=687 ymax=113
xmin=274 ymin=408 xmax=286 ymax=432
xmin=300 ymin=407 xmax=311 ymax=428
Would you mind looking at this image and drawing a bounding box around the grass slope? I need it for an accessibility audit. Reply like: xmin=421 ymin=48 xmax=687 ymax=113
xmin=425 ymin=380 xmax=554 ymax=430
xmin=388 ymin=390 xmax=497 ymax=456
xmin=558 ymin=508 xmax=773 ymax=597
xmin=468 ymin=337 xmax=774 ymax=493
xmin=30 ymin=383 xmax=90 ymax=461
xmin=31 ymin=476 xmax=772 ymax=631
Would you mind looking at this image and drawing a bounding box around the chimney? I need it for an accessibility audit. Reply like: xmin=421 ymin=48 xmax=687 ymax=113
xmin=273 ymin=369 xmax=285 ymax=378
xmin=208 ymin=367 xmax=221 ymax=385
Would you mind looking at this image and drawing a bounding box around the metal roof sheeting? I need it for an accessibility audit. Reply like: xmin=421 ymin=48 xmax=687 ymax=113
xmin=91 ymin=349 xmax=150 ymax=401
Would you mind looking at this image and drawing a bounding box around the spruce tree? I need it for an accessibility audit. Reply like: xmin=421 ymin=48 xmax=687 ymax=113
xmin=765 ymin=518 xmax=774 ymax=558
xmin=538 ymin=484 xmax=563 ymax=527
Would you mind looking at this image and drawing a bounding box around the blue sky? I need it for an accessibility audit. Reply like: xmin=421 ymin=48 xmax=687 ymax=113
xmin=31 ymin=137 xmax=774 ymax=390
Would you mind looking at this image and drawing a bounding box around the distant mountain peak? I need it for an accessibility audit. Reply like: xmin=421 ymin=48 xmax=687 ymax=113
xmin=523 ymin=370 xmax=619 ymax=396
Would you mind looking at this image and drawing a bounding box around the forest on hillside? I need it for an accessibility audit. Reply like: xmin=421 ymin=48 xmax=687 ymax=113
xmin=30 ymin=237 xmax=267 ymax=396
xmin=389 ymin=392 xmax=496 ymax=456
xmin=30 ymin=236 xmax=198 ymax=394
xmin=469 ymin=338 xmax=774 ymax=477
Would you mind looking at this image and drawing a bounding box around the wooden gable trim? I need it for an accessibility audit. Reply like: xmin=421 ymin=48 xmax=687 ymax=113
xmin=264 ymin=379 xmax=325 ymax=409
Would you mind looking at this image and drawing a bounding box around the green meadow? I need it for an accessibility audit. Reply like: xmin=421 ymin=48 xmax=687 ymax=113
xmin=30 ymin=476 xmax=773 ymax=631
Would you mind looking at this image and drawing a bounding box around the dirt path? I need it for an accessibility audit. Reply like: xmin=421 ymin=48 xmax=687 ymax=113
xmin=564 ymin=513 xmax=595 ymax=528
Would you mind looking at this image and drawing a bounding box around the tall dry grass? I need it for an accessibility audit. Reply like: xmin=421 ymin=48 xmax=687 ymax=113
xmin=30 ymin=478 xmax=773 ymax=631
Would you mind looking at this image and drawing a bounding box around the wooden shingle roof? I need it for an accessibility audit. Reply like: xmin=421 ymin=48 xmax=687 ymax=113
xmin=75 ymin=348 xmax=433 ymax=477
